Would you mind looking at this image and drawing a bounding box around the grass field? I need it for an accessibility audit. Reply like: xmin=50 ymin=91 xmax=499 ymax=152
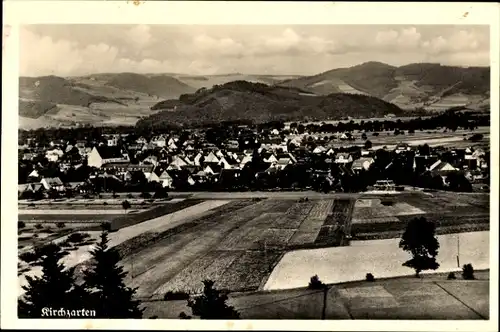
xmin=350 ymin=193 xmax=489 ymax=240
xmin=18 ymin=191 xmax=490 ymax=302
xmin=143 ymin=270 xmax=489 ymax=319
xmin=264 ymin=231 xmax=489 ymax=291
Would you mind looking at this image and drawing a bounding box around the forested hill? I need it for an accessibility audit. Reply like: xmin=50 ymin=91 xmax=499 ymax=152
xmin=136 ymin=80 xmax=404 ymax=128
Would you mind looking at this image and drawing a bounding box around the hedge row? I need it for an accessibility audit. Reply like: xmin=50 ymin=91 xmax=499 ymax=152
xmin=110 ymin=199 xmax=205 ymax=230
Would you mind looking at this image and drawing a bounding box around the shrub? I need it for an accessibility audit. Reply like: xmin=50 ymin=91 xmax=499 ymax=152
xmin=469 ymin=134 xmax=483 ymax=142
xmin=19 ymin=251 xmax=38 ymax=263
xmin=103 ymin=202 xmax=108 ymax=205
xmin=140 ymin=192 xmax=152 ymax=199
xmin=164 ymin=291 xmax=190 ymax=301
xmin=462 ymin=263 xmax=475 ymax=280
xmin=127 ymin=194 xmax=134 ymax=199
xmin=56 ymin=222 xmax=66 ymax=229
xmin=34 ymin=223 xmax=43 ymax=230
xmin=153 ymin=189 xmax=168 ymax=199
xmin=447 ymin=272 xmax=456 ymax=280
xmin=366 ymin=273 xmax=375 ymax=282
xmin=101 ymin=222 xmax=112 ymax=232
xmin=179 ymin=312 xmax=191 ymax=319
xmin=308 ymin=275 xmax=326 ymax=290
xmin=122 ymin=200 xmax=131 ymax=210
xmin=187 ymin=280 xmax=239 ymax=319
xmin=67 ymin=232 xmax=89 ymax=244
xmin=18 ymin=221 xmax=26 ymax=229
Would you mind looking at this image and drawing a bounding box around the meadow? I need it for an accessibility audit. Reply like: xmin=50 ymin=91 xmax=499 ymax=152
xmin=18 ymin=191 xmax=490 ymax=300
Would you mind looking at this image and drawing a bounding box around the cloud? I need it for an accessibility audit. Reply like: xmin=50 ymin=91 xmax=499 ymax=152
xmin=125 ymin=24 xmax=153 ymax=49
xmin=19 ymin=25 xmax=490 ymax=76
xmin=20 ymin=27 xmax=173 ymax=76
xmin=191 ymin=34 xmax=245 ymax=57
xmin=373 ymin=27 xmax=422 ymax=50
xmin=423 ymin=29 xmax=484 ymax=55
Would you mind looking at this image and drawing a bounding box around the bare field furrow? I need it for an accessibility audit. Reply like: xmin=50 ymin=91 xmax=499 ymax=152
xmin=217 ymin=251 xmax=282 ymax=292
xmin=162 ymin=251 xmax=243 ymax=294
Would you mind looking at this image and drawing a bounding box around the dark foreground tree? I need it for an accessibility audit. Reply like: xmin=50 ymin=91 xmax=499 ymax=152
xmin=399 ymin=217 xmax=440 ymax=277
xmin=186 ymin=280 xmax=240 ymax=319
xmin=18 ymin=243 xmax=86 ymax=318
xmin=83 ymin=232 xmax=143 ymax=318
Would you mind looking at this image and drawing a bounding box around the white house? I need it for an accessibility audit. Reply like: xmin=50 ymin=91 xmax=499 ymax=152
xmin=276 ymin=158 xmax=293 ymax=170
xmin=218 ymin=156 xmax=232 ymax=170
xmin=40 ymin=177 xmax=65 ymax=191
xmin=28 ymin=169 xmax=40 ymax=179
xmin=170 ymin=155 xmax=188 ymax=168
xmin=87 ymin=146 xmax=128 ymax=168
xmin=136 ymin=136 xmax=148 ymax=145
xmin=264 ymin=154 xmax=278 ymax=163
xmin=325 ymin=148 xmax=336 ymax=156
xmin=194 ymin=153 xmax=204 ymax=166
xmin=45 ymin=148 xmax=64 ymax=162
xmin=334 ymin=153 xmax=353 ymax=164
xmin=107 ymin=135 xmax=119 ymax=147
xmin=204 ymin=152 xmax=220 ymax=163
xmin=313 ymin=146 xmax=326 ymax=154
xmin=352 ymin=157 xmax=375 ymax=171
xmin=215 ymin=150 xmax=225 ymax=159
xmin=240 ymin=155 xmax=253 ymax=167
xmin=141 ymin=155 xmax=159 ymax=167
xmin=151 ymin=135 xmax=167 ymax=147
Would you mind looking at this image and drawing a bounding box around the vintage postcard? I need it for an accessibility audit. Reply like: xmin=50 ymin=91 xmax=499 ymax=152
xmin=2 ymin=1 xmax=499 ymax=331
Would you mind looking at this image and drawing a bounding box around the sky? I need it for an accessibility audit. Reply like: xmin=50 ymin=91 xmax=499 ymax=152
xmin=19 ymin=25 xmax=490 ymax=77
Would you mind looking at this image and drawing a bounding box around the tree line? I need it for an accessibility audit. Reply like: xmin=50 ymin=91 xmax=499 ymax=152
xmin=19 ymin=109 xmax=489 ymax=147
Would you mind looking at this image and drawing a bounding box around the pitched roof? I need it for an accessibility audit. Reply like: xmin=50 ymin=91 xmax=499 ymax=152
xmin=95 ymin=146 xmax=124 ymax=160
xmin=429 ymin=160 xmax=457 ymax=172
xmin=41 ymin=177 xmax=64 ymax=186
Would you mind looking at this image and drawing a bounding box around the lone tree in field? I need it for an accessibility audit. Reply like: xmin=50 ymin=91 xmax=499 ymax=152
xmin=187 ymin=280 xmax=240 ymax=319
xmin=462 ymin=263 xmax=475 ymax=280
xmin=83 ymin=231 xmax=143 ymax=318
xmin=18 ymin=243 xmax=86 ymax=318
xmin=122 ymin=199 xmax=131 ymax=211
xmin=399 ymin=217 xmax=440 ymax=277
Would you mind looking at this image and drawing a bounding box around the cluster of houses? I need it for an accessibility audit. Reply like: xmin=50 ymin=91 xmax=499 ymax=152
xmin=18 ymin=129 xmax=489 ymax=197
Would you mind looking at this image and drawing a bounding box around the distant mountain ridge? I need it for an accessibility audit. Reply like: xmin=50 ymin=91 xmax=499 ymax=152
xmin=18 ymin=62 xmax=490 ymax=129
xmin=277 ymin=61 xmax=490 ymax=111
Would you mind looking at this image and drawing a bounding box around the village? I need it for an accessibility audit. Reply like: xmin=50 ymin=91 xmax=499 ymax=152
xmin=18 ymin=120 xmax=490 ymax=199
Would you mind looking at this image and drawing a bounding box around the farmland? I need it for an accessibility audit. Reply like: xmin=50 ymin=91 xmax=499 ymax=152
xmin=18 ymin=191 xmax=490 ymax=301
xmin=144 ymin=270 xmax=490 ymax=319
xmin=350 ymin=192 xmax=489 ymax=240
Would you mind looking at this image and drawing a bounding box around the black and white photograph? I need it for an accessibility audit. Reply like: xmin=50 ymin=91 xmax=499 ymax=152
xmin=2 ymin=1 xmax=498 ymax=330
